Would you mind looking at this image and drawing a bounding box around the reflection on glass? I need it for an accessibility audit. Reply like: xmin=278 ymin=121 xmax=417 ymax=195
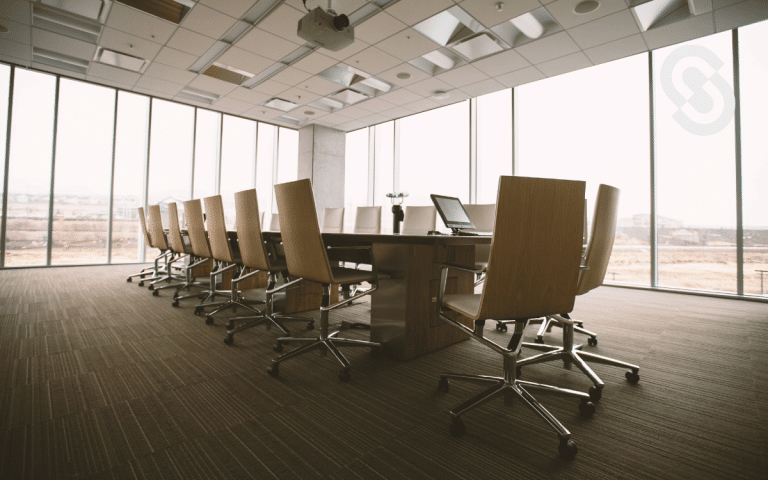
xmin=477 ymin=89 xmax=512 ymax=204
xmin=738 ymin=20 xmax=768 ymax=296
xmin=373 ymin=121 xmax=394 ymax=233
xmin=256 ymin=123 xmax=276 ymax=219
xmin=5 ymin=69 xmax=57 ymax=266
xmin=344 ymin=128 xmax=369 ymax=232
xmin=193 ymin=109 xmax=221 ymax=201
xmin=517 ymin=53 xmax=651 ymax=285
xmin=653 ymin=32 xmax=736 ymax=293
xmin=51 ymin=79 xmax=115 ymax=265
xmin=112 ymin=92 xmax=150 ymax=263
xmin=220 ymin=115 xmax=256 ymax=228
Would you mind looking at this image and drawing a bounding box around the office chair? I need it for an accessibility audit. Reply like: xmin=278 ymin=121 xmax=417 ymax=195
xmin=463 ymin=203 xmax=495 ymax=285
xmin=400 ymin=205 xmax=436 ymax=235
xmin=435 ymin=176 xmax=594 ymax=459
xmin=147 ymin=202 xmax=192 ymax=296
xmin=146 ymin=205 xmax=184 ymax=292
xmin=193 ymin=195 xmax=262 ymax=324
xmin=223 ymin=189 xmax=311 ymax=345
xmin=516 ymin=184 xmax=640 ymax=402
xmin=353 ymin=206 xmax=382 ymax=234
xmin=268 ymin=179 xmax=381 ymax=382
xmin=321 ymin=207 xmax=345 ymax=233
xmin=126 ymin=206 xmax=160 ymax=284
xmin=175 ymin=199 xmax=218 ymax=307
xmin=161 ymin=202 xmax=209 ymax=305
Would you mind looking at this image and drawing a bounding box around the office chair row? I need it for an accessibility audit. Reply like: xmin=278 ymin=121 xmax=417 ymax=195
xmin=124 ymin=177 xmax=639 ymax=459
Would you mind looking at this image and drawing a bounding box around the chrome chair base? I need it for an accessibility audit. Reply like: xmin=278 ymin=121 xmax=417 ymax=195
xmin=194 ymin=262 xmax=263 ymax=324
xmin=529 ymin=313 xmax=598 ymax=345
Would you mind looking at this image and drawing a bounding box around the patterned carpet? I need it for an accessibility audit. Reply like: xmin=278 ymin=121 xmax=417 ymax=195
xmin=0 ymin=264 xmax=766 ymax=479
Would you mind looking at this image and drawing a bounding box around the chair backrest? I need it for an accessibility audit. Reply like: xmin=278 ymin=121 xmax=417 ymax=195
xmin=203 ymin=195 xmax=234 ymax=263
xmin=583 ymin=199 xmax=589 ymax=246
xmin=137 ymin=207 xmax=151 ymax=247
xmin=463 ymin=204 xmax=496 ymax=232
xmin=321 ymin=207 xmax=345 ymax=233
xmin=577 ymin=184 xmax=620 ymax=296
xmin=401 ymin=205 xmax=436 ymax=235
xmin=146 ymin=205 xmax=168 ymax=250
xmin=354 ymin=206 xmax=382 ymax=234
xmin=273 ymin=179 xmax=334 ymax=284
xmin=235 ymin=189 xmax=271 ymax=271
xmin=183 ymin=199 xmax=212 ymax=258
xmin=476 ymin=176 xmax=585 ymax=320
xmin=166 ymin=202 xmax=187 ymax=254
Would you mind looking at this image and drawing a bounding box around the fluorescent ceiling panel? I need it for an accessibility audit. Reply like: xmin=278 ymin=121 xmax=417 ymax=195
xmin=33 ymin=46 xmax=90 ymax=74
xmin=203 ymin=62 xmax=254 ymax=85
xmin=41 ymin=0 xmax=110 ymax=22
xmin=33 ymin=4 xmax=102 ymax=43
xmin=450 ymin=32 xmax=505 ymax=61
xmin=116 ymin=0 xmax=194 ymax=25
xmin=412 ymin=5 xmax=483 ymax=47
xmin=491 ymin=7 xmax=561 ymax=48
xmin=264 ymin=97 xmax=298 ymax=111
xmin=330 ymin=88 xmax=369 ymax=105
xmin=95 ymin=46 xmax=148 ymax=72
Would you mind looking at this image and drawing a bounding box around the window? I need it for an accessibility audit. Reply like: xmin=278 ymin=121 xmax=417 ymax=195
xmin=738 ymin=20 xmax=768 ymax=296
xmin=256 ymin=123 xmax=276 ymax=218
xmin=4 ymin=69 xmax=57 ymax=266
xmin=477 ymin=89 xmax=512 ymax=204
xmin=51 ymin=79 xmax=116 ymax=265
xmin=192 ymin=109 xmax=221 ymax=201
xmin=275 ymin=127 xmax=298 ymax=213
xmin=373 ymin=121 xmax=394 ymax=233
xmin=516 ymin=53 xmax=651 ymax=286
xmin=220 ymin=115 xmax=257 ymax=228
xmin=111 ymin=92 xmax=150 ymax=263
xmin=653 ymin=32 xmax=736 ymax=293
xmin=0 ymin=64 xmax=10 ymax=244
xmin=344 ymin=127 xmax=369 ymax=231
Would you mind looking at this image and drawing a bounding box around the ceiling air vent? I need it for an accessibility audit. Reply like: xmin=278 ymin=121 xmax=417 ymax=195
xmin=94 ymin=46 xmax=149 ymax=72
xmin=202 ymin=63 xmax=255 ymax=86
xmin=263 ymin=98 xmax=298 ymax=112
xmin=33 ymin=3 xmax=103 ymax=43
xmin=116 ymin=0 xmax=195 ymax=25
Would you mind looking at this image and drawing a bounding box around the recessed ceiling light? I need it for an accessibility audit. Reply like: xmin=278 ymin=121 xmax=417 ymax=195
xmin=264 ymin=97 xmax=298 ymax=112
xmin=574 ymin=1 xmax=600 ymax=14
xmin=431 ymin=91 xmax=449 ymax=101
xmin=396 ymin=72 xmax=411 ymax=80
xmin=95 ymin=47 xmax=149 ymax=73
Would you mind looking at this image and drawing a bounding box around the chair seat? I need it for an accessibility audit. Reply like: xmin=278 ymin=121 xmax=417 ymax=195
xmin=474 ymin=262 xmax=488 ymax=271
xmin=330 ymin=267 xmax=376 ymax=285
xmin=443 ymin=293 xmax=481 ymax=319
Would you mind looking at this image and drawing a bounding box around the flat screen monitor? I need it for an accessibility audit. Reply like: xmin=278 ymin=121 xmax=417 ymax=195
xmin=430 ymin=194 xmax=475 ymax=232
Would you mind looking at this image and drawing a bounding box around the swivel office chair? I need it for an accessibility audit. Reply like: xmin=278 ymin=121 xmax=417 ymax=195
xmin=126 ymin=206 xmax=160 ymax=285
xmin=353 ymin=206 xmax=382 ymax=234
xmin=321 ymin=207 xmax=345 ymax=233
xmin=463 ymin=203 xmax=495 ymax=285
xmin=401 ymin=206 xmax=436 ymax=235
xmin=146 ymin=205 xmax=184 ymax=292
xmin=161 ymin=202 xmax=209 ymax=305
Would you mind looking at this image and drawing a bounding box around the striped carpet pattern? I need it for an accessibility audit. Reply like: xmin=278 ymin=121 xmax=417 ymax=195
xmin=0 ymin=264 xmax=766 ymax=479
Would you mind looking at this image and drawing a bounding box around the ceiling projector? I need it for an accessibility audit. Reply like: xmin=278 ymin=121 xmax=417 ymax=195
xmin=297 ymin=7 xmax=354 ymax=51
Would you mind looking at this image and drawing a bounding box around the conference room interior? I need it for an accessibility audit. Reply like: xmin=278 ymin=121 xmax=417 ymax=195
xmin=1 ymin=0 xmax=767 ymax=478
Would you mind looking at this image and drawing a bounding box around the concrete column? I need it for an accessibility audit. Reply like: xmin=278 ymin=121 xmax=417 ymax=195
xmin=298 ymin=124 xmax=345 ymax=219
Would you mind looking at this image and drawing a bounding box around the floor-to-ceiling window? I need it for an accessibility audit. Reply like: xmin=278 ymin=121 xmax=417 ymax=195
xmin=344 ymin=127 xmax=369 ymax=231
xmin=0 ymin=64 xmax=10 ymax=264
xmin=192 ymin=109 xmax=221 ymax=201
xmin=373 ymin=121 xmax=394 ymax=234
xmin=653 ymin=32 xmax=737 ymax=293
xmin=220 ymin=115 xmax=257 ymax=228
xmin=476 ymin=89 xmax=512 ymax=204
xmin=256 ymin=123 xmax=276 ymax=218
xmin=275 ymin=127 xmax=299 ymax=214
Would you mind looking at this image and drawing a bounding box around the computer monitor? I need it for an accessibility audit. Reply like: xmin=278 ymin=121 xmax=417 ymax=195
xmin=430 ymin=194 xmax=475 ymax=234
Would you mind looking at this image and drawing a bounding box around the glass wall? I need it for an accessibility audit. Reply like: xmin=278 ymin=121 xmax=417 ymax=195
xmin=275 ymin=127 xmax=299 ymax=214
xmin=738 ymin=21 xmax=768 ymax=296
xmin=256 ymin=123 xmax=276 ymax=218
xmin=653 ymin=32 xmax=737 ymax=293
xmin=476 ymin=89 xmax=512 ymax=204
xmin=192 ymin=109 xmax=221 ymax=201
xmin=51 ymin=79 xmax=116 ymax=264
xmin=373 ymin=121 xmax=394 ymax=234
xmin=220 ymin=115 xmax=257 ymax=228
xmin=4 ymin=69 xmax=57 ymax=266
xmin=0 ymin=64 xmax=9 ymax=245
xmin=344 ymin=128 xmax=369 ymax=231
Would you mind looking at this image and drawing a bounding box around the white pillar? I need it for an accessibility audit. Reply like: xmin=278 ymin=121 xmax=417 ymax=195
xmin=298 ymin=124 xmax=345 ymax=219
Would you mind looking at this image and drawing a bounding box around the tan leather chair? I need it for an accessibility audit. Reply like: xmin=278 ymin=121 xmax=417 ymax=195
xmin=321 ymin=207 xmax=345 ymax=233
xmin=223 ymin=189 xmax=311 ymax=345
xmin=158 ymin=202 xmax=210 ymax=306
xmin=400 ymin=206 xmax=436 ymax=235
xmin=178 ymin=199 xmax=220 ymax=307
xmin=126 ymin=206 xmax=160 ymax=285
xmin=146 ymin=205 xmax=184 ymax=291
xmin=148 ymin=202 xmax=191 ymax=296
xmin=463 ymin=203 xmax=495 ymax=284
xmin=268 ymin=179 xmax=381 ymax=382
xmin=353 ymin=206 xmax=381 ymax=234
xmin=193 ymin=195 xmax=262 ymax=324
xmin=434 ymin=176 xmax=594 ymax=459
xmin=517 ymin=184 xmax=640 ymax=402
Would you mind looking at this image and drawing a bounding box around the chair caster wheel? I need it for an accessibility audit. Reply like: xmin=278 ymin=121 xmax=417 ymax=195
xmin=449 ymin=418 xmax=465 ymax=437
xmin=225 ymin=321 xmax=235 ymax=330
xmin=534 ymin=337 xmax=544 ymax=344
xmin=626 ymin=370 xmax=640 ymax=383
xmin=579 ymin=400 xmax=595 ymax=416
xmin=205 ymin=316 xmax=214 ymax=325
xmin=370 ymin=347 xmax=382 ymax=359
xmin=338 ymin=370 xmax=351 ymax=382
xmin=588 ymin=337 xmax=598 ymax=346
xmin=558 ymin=438 xmax=578 ymax=459
xmin=516 ymin=366 xmax=522 ymax=378
xmin=495 ymin=323 xmax=507 ymax=333
xmin=437 ymin=378 xmax=449 ymax=392
xmin=306 ymin=322 xmax=315 ymax=330
xmin=138 ymin=282 xmax=144 ymax=287
xmin=267 ymin=364 xmax=279 ymax=377
xmin=588 ymin=386 xmax=602 ymax=402
xmin=223 ymin=335 xmax=233 ymax=345
xmin=148 ymin=285 xmax=154 ymax=291
xmin=194 ymin=307 xmax=203 ymax=315
xmin=127 ymin=278 xmax=132 ymax=283
xmin=152 ymin=290 xmax=159 ymax=296
xmin=172 ymin=300 xmax=179 ymax=307
xmin=273 ymin=343 xmax=283 ymax=353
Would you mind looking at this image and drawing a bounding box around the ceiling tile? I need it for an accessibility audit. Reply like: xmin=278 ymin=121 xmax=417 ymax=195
xmin=458 ymin=77 xmax=505 ymax=97
xmin=251 ymin=78 xmax=291 ymax=96
xmin=375 ymin=28 xmax=440 ymax=62
xmin=713 ymin=0 xmax=745 ymax=8
xmin=321 ymin=38 xmax=371 ymax=61
xmin=286 ymin=0 xmax=368 ymax=14
xmin=186 ymin=74 xmax=239 ymax=96
xmin=86 ymin=75 xmax=136 ymax=91
xmin=0 ymin=52 xmax=30 ymax=66
xmin=2 ymin=18 xmax=30 ymax=45
xmin=378 ymin=88 xmax=424 ymax=105
xmin=436 ymin=64 xmax=489 ymax=88
xmin=100 ymin=27 xmax=163 ymax=61
xmin=166 ymin=28 xmax=217 ymax=56
xmin=641 ymin=13 xmax=715 ymax=50
xmin=269 ymin=66 xmax=314 ymax=86
xmin=199 ymin=0 xmax=259 ymax=19
xmin=494 ymin=65 xmax=545 ymax=87
xmin=296 ymin=76 xmax=342 ymax=96
xmin=236 ymin=27 xmax=301 ymax=61
xmin=88 ymin=62 xmax=141 ymax=86
xmin=345 ymin=46 xmax=401 ymax=75
xmin=258 ymin=4 xmax=308 ymax=46
xmin=584 ymin=34 xmax=648 ymax=65
xmin=514 ymin=31 xmax=580 ymax=64
xmin=386 ymin=0 xmax=455 ymax=26
xmin=402 ymin=97 xmax=441 ymax=112
xmin=405 ymin=76 xmax=453 ymax=97
xmin=217 ymin=47 xmax=273 ymax=76
xmin=33 ymin=28 xmax=96 ymax=60
xmin=470 ymin=48 xmax=530 ymax=76
xmin=354 ymin=12 xmax=407 ymax=44
xmin=32 ymin=63 xmax=86 ymax=80
xmin=291 ymin=51 xmax=339 ymax=74
xmin=135 ymin=76 xmax=185 ymax=96
xmin=224 ymin=87 xmax=270 ymax=104
xmin=459 ymin=0 xmax=543 ymax=28
xmin=153 ymin=47 xmax=198 ymax=70
xmin=356 ymin=97 xmax=398 ymax=113
xmin=212 ymin=97 xmax=252 ymax=114
xmin=544 ymin=0 xmax=627 ymax=29
xmin=568 ymin=9 xmax=641 ymax=50
xmin=536 ymin=51 xmax=592 ymax=77
xmin=133 ymin=86 xmax=173 ymax=100
xmin=144 ymin=62 xmax=197 ymax=84
xmin=334 ymin=105 xmax=371 ymax=119
xmin=244 ymin=105 xmax=289 ymax=120
xmin=380 ymin=105 xmax=415 ymax=119
xmin=277 ymin=87 xmax=321 ymax=105
xmin=181 ymin=4 xmax=238 ymax=40
xmin=377 ymin=62 xmax=432 ymax=87
xmin=358 ymin=112 xmax=389 ymax=125
xmin=432 ymin=88 xmax=471 ymax=105
xmin=0 ymin=0 xmax=30 ymax=24
xmin=714 ymin=1 xmax=768 ymax=32
xmin=105 ymin=3 xmax=177 ymax=44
